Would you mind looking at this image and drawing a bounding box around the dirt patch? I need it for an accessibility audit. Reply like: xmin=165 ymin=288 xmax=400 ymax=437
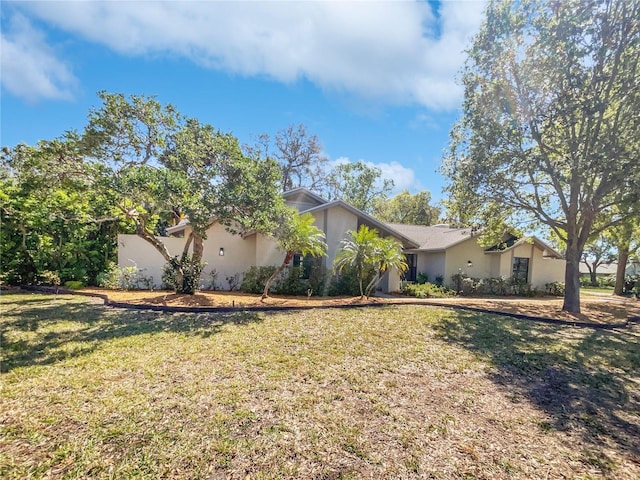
xmin=78 ymin=287 xmax=640 ymax=324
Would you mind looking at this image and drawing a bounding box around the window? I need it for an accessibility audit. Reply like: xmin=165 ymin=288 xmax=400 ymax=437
xmin=292 ymin=253 xmax=317 ymax=279
xmin=403 ymin=254 xmax=417 ymax=282
xmin=512 ymin=257 xmax=529 ymax=282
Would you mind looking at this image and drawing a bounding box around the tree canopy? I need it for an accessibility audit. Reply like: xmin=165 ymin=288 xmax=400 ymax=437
xmin=372 ymin=190 xmax=441 ymax=225
xmin=325 ymin=161 xmax=394 ymax=213
xmin=83 ymin=92 xmax=285 ymax=293
xmin=442 ymin=0 xmax=640 ymax=312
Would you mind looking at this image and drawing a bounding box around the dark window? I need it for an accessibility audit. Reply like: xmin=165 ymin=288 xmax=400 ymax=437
xmin=292 ymin=253 xmax=316 ymax=279
xmin=403 ymin=254 xmax=418 ymax=282
xmin=512 ymin=257 xmax=529 ymax=282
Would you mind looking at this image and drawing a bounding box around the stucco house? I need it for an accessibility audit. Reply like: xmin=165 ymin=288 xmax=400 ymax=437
xmin=390 ymin=223 xmax=565 ymax=289
xmin=117 ymin=188 xmax=418 ymax=292
xmin=117 ymin=188 xmax=566 ymax=292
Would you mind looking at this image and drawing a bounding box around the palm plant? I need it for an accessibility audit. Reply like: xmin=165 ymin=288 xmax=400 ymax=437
xmin=364 ymin=237 xmax=408 ymax=297
xmin=262 ymin=210 xmax=326 ymax=299
xmin=333 ymin=225 xmax=378 ymax=298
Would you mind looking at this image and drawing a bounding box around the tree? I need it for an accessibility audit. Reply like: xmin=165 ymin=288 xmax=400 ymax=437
xmin=261 ymin=211 xmax=327 ymax=299
xmin=581 ymin=233 xmax=616 ymax=286
xmin=372 ymin=190 xmax=441 ymax=225
xmin=1 ymin=139 xmax=121 ymax=286
xmin=363 ymin=236 xmax=408 ymax=297
xmin=611 ymin=214 xmax=640 ymax=295
xmin=249 ymin=124 xmax=328 ymax=193
xmin=326 ymin=161 xmax=394 ymax=213
xmin=334 ymin=225 xmax=406 ymax=298
xmin=84 ymin=92 xmax=285 ymax=294
xmin=442 ymin=0 xmax=640 ymax=312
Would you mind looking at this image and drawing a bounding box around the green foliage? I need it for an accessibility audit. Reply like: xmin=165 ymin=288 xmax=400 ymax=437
xmin=372 ymin=190 xmax=441 ymax=225
xmin=262 ymin=210 xmax=327 ymax=297
xmin=401 ymin=282 xmax=454 ymax=299
xmin=325 ymin=161 xmax=394 ymax=213
xmin=546 ymin=282 xmax=566 ymax=296
xmin=84 ymin=92 xmax=286 ymax=295
xmin=272 ymin=267 xmax=308 ymax=296
xmin=64 ymin=280 xmax=85 ymax=289
xmin=162 ymin=256 xmax=203 ymax=294
xmin=328 ymin=264 xmax=374 ymax=296
xmin=1 ymin=140 xmax=122 ymax=287
xmin=416 ymin=272 xmax=429 ymax=285
xmin=38 ymin=270 xmax=61 ymax=287
xmin=451 ymin=273 xmax=539 ymax=297
xmin=334 ymin=225 xmax=407 ymax=297
xmin=98 ymin=263 xmax=154 ymax=290
xmin=443 ymin=0 xmax=640 ymax=313
xmin=240 ymin=266 xmax=278 ymax=294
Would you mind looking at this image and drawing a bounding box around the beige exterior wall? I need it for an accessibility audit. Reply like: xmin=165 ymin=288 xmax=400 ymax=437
xmin=416 ymin=252 xmax=446 ymax=283
xmin=117 ymin=234 xmax=186 ymax=288
xmin=486 ymin=242 xmax=565 ymax=288
xmin=530 ymin=252 xmax=566 ymax=287
xmin=324 ymin=206 xmax=359 ymax=268
xmin=118 ymin=222 xmax=258 ymax=290
xmin=443 ymin=238 xmax=492 ymax=287
xmin=255 ymin=234 xmax=283 ymax=268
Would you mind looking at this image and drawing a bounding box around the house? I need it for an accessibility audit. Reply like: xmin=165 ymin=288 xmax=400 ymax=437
xmin=117 ymin=188 xmax=418 ymax=291
xmin=387 ymin=224 xmax=566 ymax=290
xmin=117 ymin=188 xmax=566 ymax=293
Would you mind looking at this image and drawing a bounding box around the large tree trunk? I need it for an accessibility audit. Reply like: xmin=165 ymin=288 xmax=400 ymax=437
xmin=614 ymin=248 xmax=629 ymax=296
xmin=563 ymin=241 xmax=582 ymax=313
xmin=613 ymin=224 xmax=632 ymax=296
xmin=262 ymin=251 xmax=293 ymax=299
xmin=589 ymin=265 xmax=597 ymax=286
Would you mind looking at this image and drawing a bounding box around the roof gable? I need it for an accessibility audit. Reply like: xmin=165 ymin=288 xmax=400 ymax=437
xmin=283 ymin=187 xmax=327 ymax=211
xmin=304 ymin=201 xmax=419 ymax=248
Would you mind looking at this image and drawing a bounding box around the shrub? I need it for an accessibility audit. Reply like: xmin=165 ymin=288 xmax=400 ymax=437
xmin=272 ymin=266 xmax=309 ymax=296
xmin=201 ymin=269 xmax=218 ymax=291
xmin=327 ymin=264 xmax=375 ymax=296
xmin=510 ymin=278 xmax=535 ymax=296
xmin=401 ymin=282 xmax=454 ymax=298
xmin=64 ymin=280 xmax=85 ymax=289
xmin=161 ymin=256 xmax=203 ymax=294
xmin=416 ymin=272 xmax=429 ymax=285
xmin=434 ymin=275 xmax=444 ymax=286
xmin=226 ymin=273 xmax=242 ymax=291
xmin=38 ymin=270 xmax=61 ymax=287
xmin=240 ymin=266 xmax=277 ymax=294
xmin=546 ymin=281 xmax=565 ymax=296
xmin=99 ymin=263 xmax=155 ymax=291
xmin=97 ymin=262 xmax=121 ymax=289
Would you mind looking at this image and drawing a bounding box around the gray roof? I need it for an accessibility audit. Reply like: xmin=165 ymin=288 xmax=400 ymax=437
xmin=385 ymin=223 xmax=473 ymax=251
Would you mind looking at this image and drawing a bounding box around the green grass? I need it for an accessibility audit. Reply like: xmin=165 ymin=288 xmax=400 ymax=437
xmin=581 ymin=285 xmax=615 ymax=293
xmin=1 ymin=293 xmax=639 ymax=479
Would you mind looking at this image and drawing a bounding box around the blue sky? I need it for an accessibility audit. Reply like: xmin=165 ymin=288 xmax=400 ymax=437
xmin=1 ymin=0 xmax=487 ymax=202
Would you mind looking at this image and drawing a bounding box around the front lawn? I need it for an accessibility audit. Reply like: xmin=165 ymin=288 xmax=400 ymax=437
xmin=1 ymin=293 xmax=639 ymax=479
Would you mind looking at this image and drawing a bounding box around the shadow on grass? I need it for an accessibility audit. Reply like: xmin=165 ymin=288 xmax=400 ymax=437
xmin=433 ymin=311 xmax=640 ymax=460
xmin=0 ymin=294 xmax=262 ymax=373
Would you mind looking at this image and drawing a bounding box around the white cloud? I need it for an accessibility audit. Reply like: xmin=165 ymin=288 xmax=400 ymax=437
xmin=12 ymin=0 xmax=487 ymax=109
xmin=329 ymin=157 xmax=423 ymax=195
xmin=0 ymin=13 xmax=77 ymax=102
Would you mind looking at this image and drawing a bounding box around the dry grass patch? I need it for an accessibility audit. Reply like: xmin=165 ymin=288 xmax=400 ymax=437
xmin=1 ymin=293 xmax=639 ymax=479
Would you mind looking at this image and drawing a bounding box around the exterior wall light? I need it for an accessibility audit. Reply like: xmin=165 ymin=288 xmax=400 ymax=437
xmin=219 ymin=247 xmax=224 ymax=256
xmin=467 ymin=260 xmax=473 ymax=268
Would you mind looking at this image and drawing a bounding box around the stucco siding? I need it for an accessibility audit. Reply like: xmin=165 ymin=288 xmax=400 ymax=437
xmin=415 ymin=252 xmax=446 ymax=283
xmin=444 ymin=238 xmax=491 ymax=287
xmin=117 ymin=234 xmax=186 ymax=288
xmin=325 ymin=206 xmax=358 ymax=268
